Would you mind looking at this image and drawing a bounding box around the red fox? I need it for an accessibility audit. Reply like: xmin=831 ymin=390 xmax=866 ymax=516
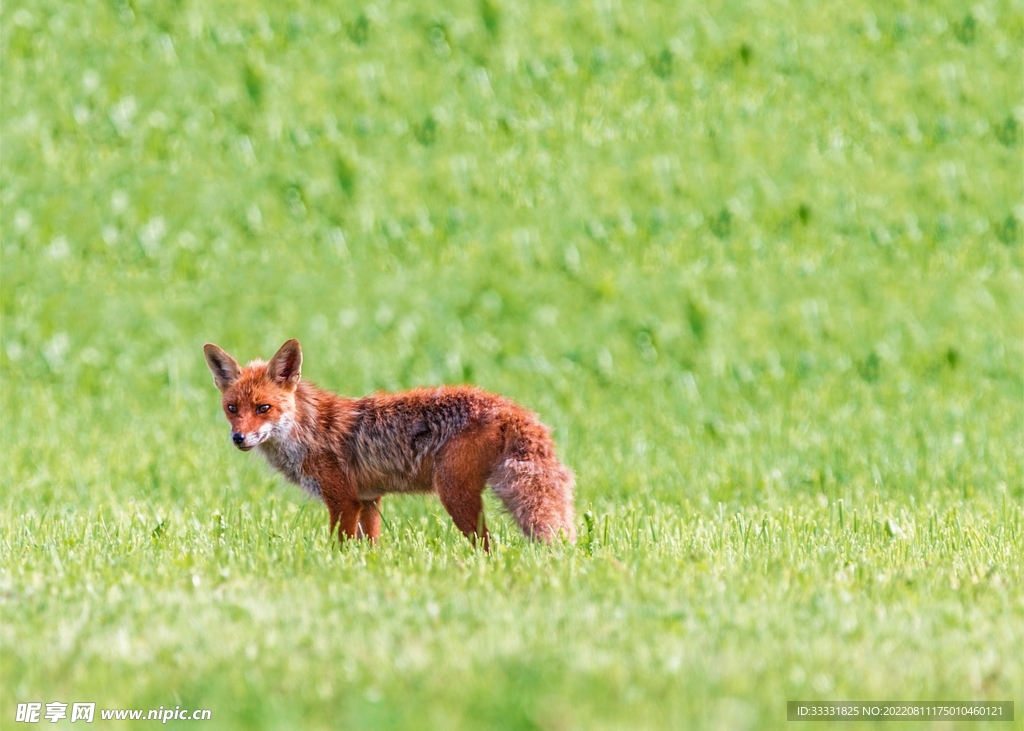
xmin=204 ymin=339 xmax=576 ymax=549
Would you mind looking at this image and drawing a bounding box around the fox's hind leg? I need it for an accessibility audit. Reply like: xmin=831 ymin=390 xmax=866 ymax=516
xmin=435 ymin=472 xmax=490 ymax=551
xmin=433 ymin=431 xmax=499 ymax=551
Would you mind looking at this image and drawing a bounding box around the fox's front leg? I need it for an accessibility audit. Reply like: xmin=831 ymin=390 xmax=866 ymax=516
xmin=311 ymin=461 xmax=363 ymax=544
xmin=358 ymin=498 xmax=382 ymax=540
xmin=326 ymin=498 xmax=363 ymax=542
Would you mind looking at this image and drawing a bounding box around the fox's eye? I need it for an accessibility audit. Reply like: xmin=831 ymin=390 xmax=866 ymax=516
xmin=227 ymin=404 xmax=237 ymax=414
xmin=256 ymin=404 xmax=271 ymax=414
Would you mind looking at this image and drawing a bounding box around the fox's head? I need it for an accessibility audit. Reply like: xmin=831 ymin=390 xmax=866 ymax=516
xmin=203 ymin=339 xmax=302 ymax=451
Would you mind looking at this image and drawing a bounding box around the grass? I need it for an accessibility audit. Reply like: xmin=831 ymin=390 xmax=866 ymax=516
xmin=2 ymin=0 xmax=1022 ymax=728
xmin=3 ymin=498 xmax=1020 ymax=729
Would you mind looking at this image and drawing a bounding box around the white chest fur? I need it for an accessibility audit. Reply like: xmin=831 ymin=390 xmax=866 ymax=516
xmin=257 ymin=416 xmax=323 ymax=500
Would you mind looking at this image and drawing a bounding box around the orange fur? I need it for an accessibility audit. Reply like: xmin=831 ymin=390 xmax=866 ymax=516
xmin=204 ymin=339 xmax=576 ymax=548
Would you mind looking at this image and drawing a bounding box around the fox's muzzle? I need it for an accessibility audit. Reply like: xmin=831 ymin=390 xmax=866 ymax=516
xmin=231 ymin=432 xmax=248 ymax=449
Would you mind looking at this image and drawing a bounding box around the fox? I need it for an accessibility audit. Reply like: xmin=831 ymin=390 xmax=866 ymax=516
xmin=203 ymin=339 xmax=576 ymax=549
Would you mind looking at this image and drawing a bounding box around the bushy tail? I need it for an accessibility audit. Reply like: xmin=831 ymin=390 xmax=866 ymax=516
xmin=489 ymin=432 xmax=576 ymax=543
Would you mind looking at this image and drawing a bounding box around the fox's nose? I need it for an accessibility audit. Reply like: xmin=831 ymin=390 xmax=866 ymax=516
xmin=232 ymin=432 xmax=245 ymax=446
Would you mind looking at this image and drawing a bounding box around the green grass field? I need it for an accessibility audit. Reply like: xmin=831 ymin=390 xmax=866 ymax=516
xmin=2 ymin=0 xmax=1022 ymax=728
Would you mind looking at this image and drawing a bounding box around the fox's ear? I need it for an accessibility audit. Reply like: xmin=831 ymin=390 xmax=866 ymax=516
xmin=204 ymin=344 xmax=241 ymax=392
xmin=267 ymin=339 xmax=302 ymax=390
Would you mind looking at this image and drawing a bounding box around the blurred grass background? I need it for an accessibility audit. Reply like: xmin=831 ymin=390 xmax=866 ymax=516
xmin=2 ymin=0 xmax=1022 ymax=728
